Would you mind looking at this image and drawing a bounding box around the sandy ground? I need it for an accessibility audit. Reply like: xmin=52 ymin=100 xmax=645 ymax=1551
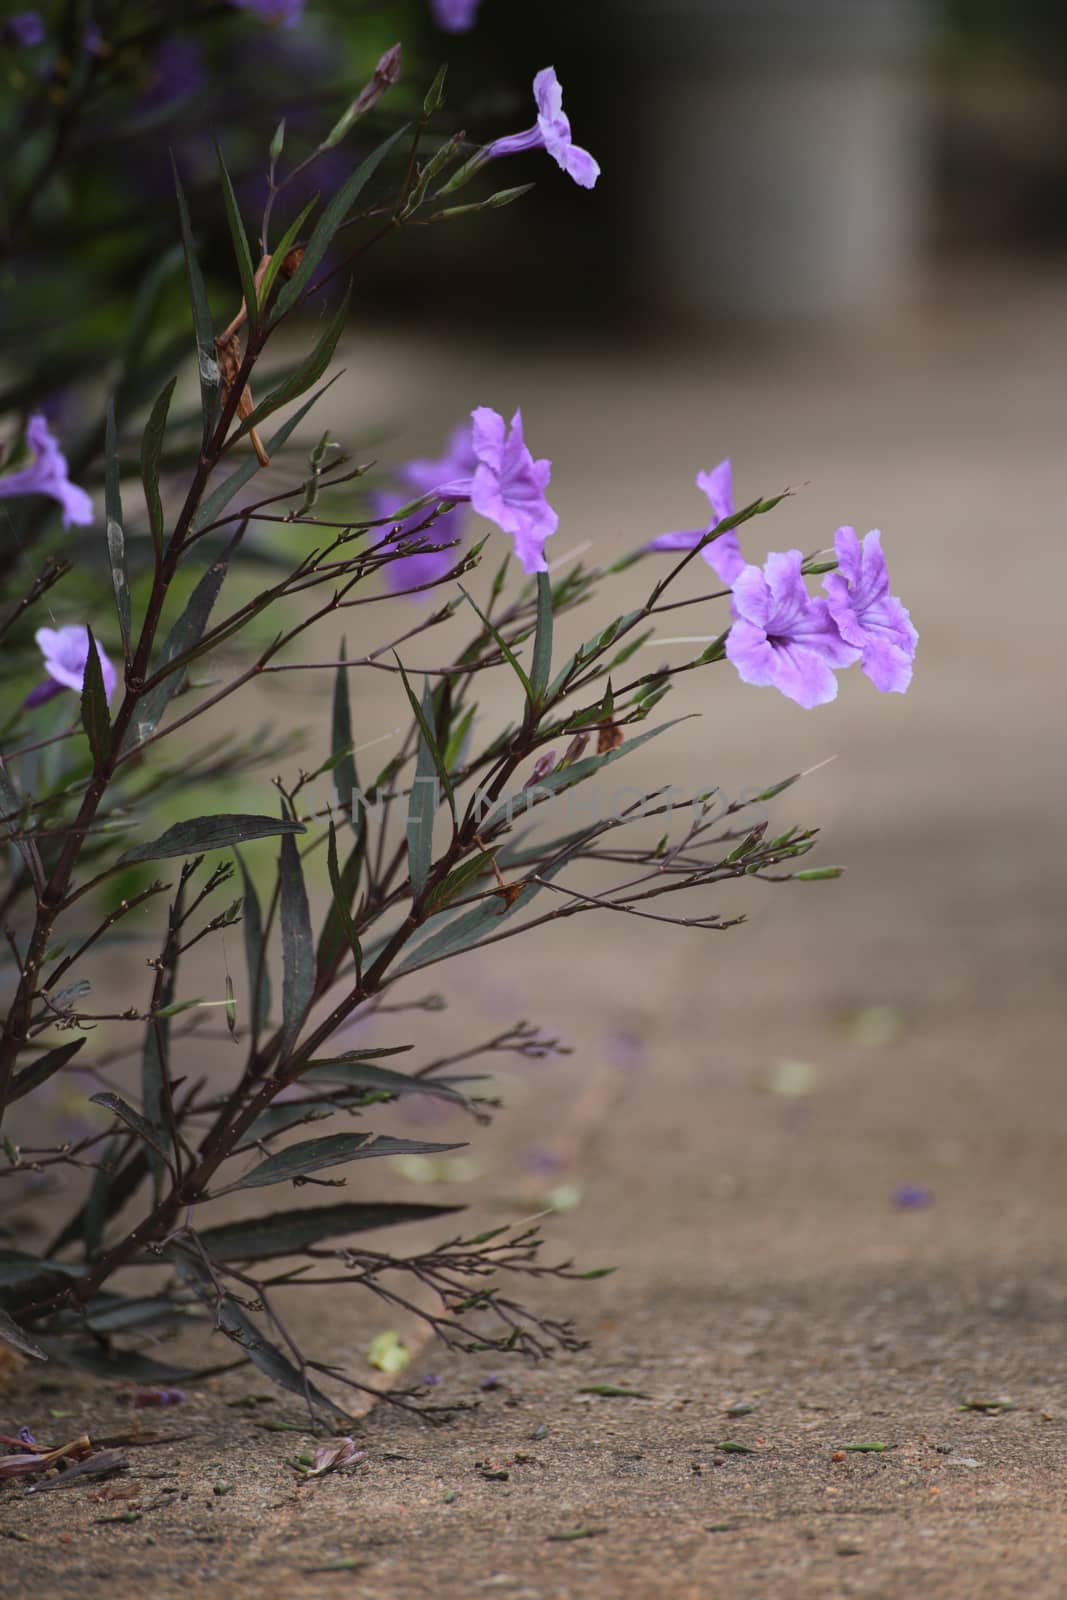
xmin=3 ymin=272 xmax=1067 ymax=1596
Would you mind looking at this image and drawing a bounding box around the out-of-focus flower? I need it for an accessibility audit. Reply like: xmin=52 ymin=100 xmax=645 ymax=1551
xmin=648 ymin=457 xmax=743 ymax=583
xmin=133 ymin=1388 xmax=186 ymax=1407
xmin=479 ymin=1373 xmax=502 ymax=1391
xmin=484 ymin=67 xmax=599 ymax=190
xmin=228 ymin=0 xmax=304 ymax=24
xmin=891 ymin=1183 xmax=933 ymax=1210
xmin=430 ymin=0 xmax=482 ymax=31
xmin=823 ymin=526 xmax=917 ymax=694
xmin=373 ymin=490 xmax=468 ymax=594
xmin=142 ymin=37 xmax=205 ymax=108
xmin=434 ymin=408 xmax=558 ymax=573
xmin=0 ymin=415 xmax=93 ymax=527
xmin=399 ymin=422 xmax=477 ymax=497
xmin=27 ymin=626 xmax=117 ymax=709
xmin=4 ymin=12 xmax=45 ymax=47
xmin=17 ymin=1427 xmax=37 ymax=1448
xmin=727 ymin=550 xmax=858 ymax=708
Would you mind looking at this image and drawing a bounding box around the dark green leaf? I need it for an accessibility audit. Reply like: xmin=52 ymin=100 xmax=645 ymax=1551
xmin=174 ymin=1252 xmax=349 ymax=1419
xmin=36 ymin=1340 xmax=201 ymax=1385
xmin=458 ymin=583 xmax=533 ymax=701
xmin=80 ymin=626 xmax=111 ymax=770
xmin=104 ymin=399 xmax=131 ymax=660
xmin=140 ymin=375 xmax=178 ymax=559
xmin=577 ymin=1385 xmax=653 ymax=1399
xmin=325 ymin=820 xmax=361 ymax=979
xmin=235 ymin=850 xmax=271 ymax=1039
xmin=403 ymin=674 xmax=444 ymax=900
xmin=530 ymin=571 xmax=553 ymax=703
xmin=279 ymin=827 xmax=314 ymax=1051
xmin=316 ymin=826 xmax=364 ymax=982
xmin=216 ymin=144 xmax=258 ymax=328
xmin=125 ymin=537 xmax=235 ymax=750
xmin=272 ymin=127 xmax=408 ymax=321
xmin=257 ymin=198 xmax=315 ymax=312
xmin=190 ymin=377 xmax=340 ymax=534
xmin=218 ymin=1132 xmax=465 ymax=1193
xmin=331 ymin=642 xmax=357 ymax=825
xmin=80 ymin=1296 xmax=196 ymax=1335
xmin=301 ymin=1059 xmax=476 ymax=1111
xmin=0 ymin=1306 xmax=46 ymax=1361
xmin=0 ymin=1250 xmax=82 ymax=1299
xmin=8 ymin=1037 xmax=85 ymax=1104
xmin=235 ymin=290 xmax=350 ymax=441
xmin=196 ymin=1202 xmax=464 ymax=1262
xmin=425 ymin=848 xmax=495 ymax=913
xmin=117 ymin=815 xmax=305 ymax=867
xmin=172 ymin=158 xmax=219 ymax=440
xmin=89 ymin=1093 xmax=170 ymax=1165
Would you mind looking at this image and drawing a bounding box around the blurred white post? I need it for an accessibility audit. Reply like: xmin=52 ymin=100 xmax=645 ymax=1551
xmin=621 ymin=0 xmax=932 ymax=324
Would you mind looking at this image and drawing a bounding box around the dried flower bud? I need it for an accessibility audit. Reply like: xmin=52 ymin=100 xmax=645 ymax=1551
xmin=280 ymin=246 xmax=305 ymax=280
xmin=561 ymin=732 xmax=589 ymax=766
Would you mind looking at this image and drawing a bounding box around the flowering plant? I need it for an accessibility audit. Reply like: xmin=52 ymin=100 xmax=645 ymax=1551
xmin=0 ymin=8 xmax=914 ymax=1420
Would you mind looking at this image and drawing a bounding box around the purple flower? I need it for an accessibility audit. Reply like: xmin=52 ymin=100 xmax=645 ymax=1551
xmin=484 ymin=67 xmax=600 ymax=190
xmin=648 ymin=457 xmax=743 ymax=584
xmin=891 ymin=1183 xmax=933 ymax=1210
xmin=430 ymin=0 xmax=482 ymax=31
xmin=17 ymin=1426 xmax=37 ymax=1448
xmin=823 ymin=527 xmax=917 ymax=695
xmin=4 ymin=12 xmax=45 ymax=47
xmin=228 ymin=0 xmax=304 ymax=24
xmin=441 ymin=408 xmax=558 ymax=574
xmin=134 ymin=1387 xmax=186 ymax=1407
xmin=27 ymin=626 xmax=117 ymax=709
xmin=373 ymin=489 xmax=468 ymax=594
xmin=726 ymin=551 xmax=858 ymax=709
xmin=399 ymin=422 xmax=478 ymax=498
xmin=0 ymin=415 xmax=93 ymax=527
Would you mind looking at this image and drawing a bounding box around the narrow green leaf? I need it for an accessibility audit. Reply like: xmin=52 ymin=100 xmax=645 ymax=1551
xmin=577 ymin=1385 xmax=652 ymax=1399
xmin=325 ymin=820 xmax=361 ymax=979
xmin=423 ymin=63 xmax=447 ymax=116
xmin=190 ymin=376 xmax=339 ymax=534
xmin=171 ymin=158 xmax=219 ymax=440
xmin=793 ymin=866 xmax=845 ymax=881
xmin=0 ymin=1307 xmax=46 ymax=1361
xmin=124 ymin=540 xmax=235 ymax=751
xmin=104 ymin=399 xmax=131 ymax=661
xmin=331 ymin=641 xmax=357 ymax=825
xmin=80 ymin=627 xmax=111 ymax=770
xmin=279 ymin=826 xmax=314 ymax=1051
xmin=257 ymin=198 xmax=315 ymax=312
xmin=479 ymin=719 xmax=689 ymax=834
xmin=753 ymin=773 xmax=800 ymax=803
xmin=316 ymin=825 xmax=364 ymax=981
xmin=235 ymin=850 xmax=271 ymax=1038
xmin=400 ymin=672 xmax=451 ymax=900
xmin=530 ymin=571 xmax=553 ymax=703
xmin=8 ymin=1037 xmax=85 ymax=1104
xmin=234 ymin=291 xmax=350 ymax=442
xmin=425 ymin=848 xmax=494 ymax=913
xmin=174 ymin=1253 xmax=349 ymax=1419
xmin=196 ymin=1202 xmax=464 ymax=1262
xmin=272 ymin=126 xmax=408 ymax=321
xmin=117 ymin=815 xmax=305 ymax=867
xmin=140 ymin=375 xmax=178 ymax=559
xmin=89 ymin=1092 xmax=170 ymax=1165
xmin=216 ymin=143 xmax=259 ymax=327
xmin=219 ymin=1132 xmax=466 ymax=1193
xmin=458 ymin=584 xmax=533 ymax=701
xmin=301 ymin=1059 xmax=475 ymax=1111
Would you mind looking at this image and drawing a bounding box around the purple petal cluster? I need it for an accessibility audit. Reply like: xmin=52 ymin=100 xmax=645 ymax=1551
xmin=484 ymin=67 xmax=600 ymax=190
xmin=27 ymin=626 xmax=117 ymax=709
xmin=430 ymin=0 xmax=482 ymax=31
xmin=725 ymin=529 xmax=916 ymax=708
xmin=375 ymin=422 xmax=477 ymax=594
xmin=4 ymin=11 xmax=44 ymax=46
xmin=727 ymin=551 xmax=858 ymax=709
xmin=0 ymin=415 xmax=93 ymax=528
xmin=648 ymin=456 xmax=743 ymax=583
xmin=824 ymin=526 xmax=918 ymax=694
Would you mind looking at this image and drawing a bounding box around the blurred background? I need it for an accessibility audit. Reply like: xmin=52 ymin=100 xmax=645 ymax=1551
xmin=2 ymin=0 xmax=1066 ymax=1290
